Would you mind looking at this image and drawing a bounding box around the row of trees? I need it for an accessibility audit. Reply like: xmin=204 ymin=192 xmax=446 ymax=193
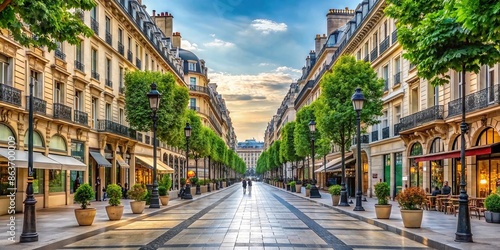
xmin=124 ymin=71 xmax=246 ymax=180
xmin=256 ymin=56 xmax=384 ymax=181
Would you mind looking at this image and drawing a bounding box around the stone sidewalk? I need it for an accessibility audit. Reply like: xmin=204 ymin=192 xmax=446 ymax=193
xmin=268 ymin=184 xmax=500 ymax=250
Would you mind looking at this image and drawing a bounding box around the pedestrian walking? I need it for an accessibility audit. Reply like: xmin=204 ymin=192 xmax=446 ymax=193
xmin=241 ymin=178 xmax=247 ymax=194
xmin=247 ymin=178 xmax=252 ymax=195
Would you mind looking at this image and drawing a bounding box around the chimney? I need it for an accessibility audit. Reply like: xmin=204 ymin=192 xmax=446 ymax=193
xmin=320 ymin=34 xmax=327 ymax=48
xmin=173 ymin=32 xmax=181 ymax=48
xmin=153 ymin=11 xmax=174 ymax=40
xmin=314 ymin=34 xmax=321 ymax=54
xmin=326 ymin=8 xmax=355 ymax=35
xmin=306 ymin=55 xmax=310 ymax=69
xmin=309 ymin=50 xmax=316 ymax=66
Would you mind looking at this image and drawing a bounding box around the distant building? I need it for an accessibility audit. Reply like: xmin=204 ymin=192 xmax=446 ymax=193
xmin=237 ymin=139 xmax=264 ymax=173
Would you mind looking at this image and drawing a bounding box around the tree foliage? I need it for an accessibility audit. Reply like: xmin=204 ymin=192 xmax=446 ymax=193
xmin=280 ymin=121 xmax=300 ymax=163
xmin=184 ymin=109 xmax=205 ymax=158
xmin=294 ymin=105 xmax=316 ymax=158
xmin=0 ymin=0 xmax=96 ymax=51
xmin=456 ymin=0 xmax=500 ymax=44
xmin=124 ymin=71 xmax=189 ymax=146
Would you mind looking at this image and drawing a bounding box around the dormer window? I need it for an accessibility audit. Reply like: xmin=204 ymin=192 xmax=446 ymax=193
xmin=188 ymin=62 xmax=196 ymax=71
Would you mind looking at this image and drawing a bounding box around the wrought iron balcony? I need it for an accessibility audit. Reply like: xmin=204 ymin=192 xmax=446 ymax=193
xmin=135 ymin=58 xmax=141 ymax=69
xmin=74 ymin=110 xmax=88 ymax=126
xmin=117 ymin=42 xmax=124 ymax=56
xmin=53 ymin=103 xmax=72 ymax=121
xmin=189 ymin=106 xmax=200 ymax=112
xmin=394 ymin=72 xmax=401 ymax=85
xmin=105 ymin=31 xmax=112 ymax=46
xmin=145 ymin=135 xmax=150 ymax=145
xmin=25 ymin=96 xmax=46 ymax=114
xmin=97 ymin=119 xmax=130 ymax=137
xmin=294 ymin=80 xmax=314 ymax=106
xmin=371 ymin=130 xmax=379 ymax=142
xmin=379 ymin=37 xmax=389 ymax=54
xmin=91 ymin=70 xmax=100 ymax=80
xmin=189 ymin=85 xmax=209 ymax=94
xmin=352 ymin=134 xmax=370 ymax=145
xmin=370 ymin=47 xmax=378 ymax=62
xmin=55 ymin=49 xmax=66 ymax=61
xmin=0 ymin=84 xmax=22 ymax=106
xmin=448 ymin=85 xmax=499 ymax=117
xmin=394 ymin=123 xmax=400 ymax=136
xmin=129 ymin=128 xmax=137 ymax=140
xmin=363 ymin=54 xmax=369 ymax=62
xmin=392 ymin=29 xmax=398 ymax=44
xmin=399 ymin=105 xmax=444 ymax=132
xmin=74 ymin=60 xmax=84 ymax=72
xmin=105 ymin=79 xmax=112 ymax=87
xmin=127 ymin=50 xmax=133 ymax=62
xmin=90 ymin=17 xmax=99 ymax=35
xmin=382 ymin=127 xmax=390 ymax=139
xmin=137 ymin=132 xmax=143 ymax=142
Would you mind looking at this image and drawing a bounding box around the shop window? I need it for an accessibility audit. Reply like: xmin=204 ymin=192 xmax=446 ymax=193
xmin=49 ymin=135 xmax=67 ymax=152
xmin=24 ymin=130 xmax=44 ymax=148
xmin=0 ymin=124 xmax=15 ymax=142
xmin=49 ymin=169 xmax=66 ymax=192
xmin=70 ymin=170 xmax=83 ymax=194
xmin=409 ymin=142 xmax=423 ymax=188
xmin=0 ymin=54 xmax=13 ymax=85
xmin=476 ymin=127 xmax=500 ymax=146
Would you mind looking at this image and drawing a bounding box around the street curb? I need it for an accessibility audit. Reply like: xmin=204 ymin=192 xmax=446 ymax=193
xmin=266 ymin=183 xmax=461 ymax=250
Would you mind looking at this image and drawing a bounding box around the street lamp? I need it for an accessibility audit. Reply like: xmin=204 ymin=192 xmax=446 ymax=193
xmin=147 ymin=83 xmax=161 ymax=208
xmin=352 ymin=87 xmax=365 ymax=211
xmin=20 ymin=78 xmax=38 ymax=242
xmin=309 ymin=119 xmax=321 ymax=198
xmin=183 ymin=122 xmax=193 ymax=199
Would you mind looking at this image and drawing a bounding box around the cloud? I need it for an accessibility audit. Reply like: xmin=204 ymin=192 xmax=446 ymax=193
xmin=181 ymin=39 xmax=200 ymax=51
xmin=250 ymin=19 xmax=287 ymax=34
xmin=204 ymin=38 xmax=234 ymax=47
xmin=258 ymin=62 xmax=275 ymax=67
xmin=224 ymin=94 xmax=267 ymax=101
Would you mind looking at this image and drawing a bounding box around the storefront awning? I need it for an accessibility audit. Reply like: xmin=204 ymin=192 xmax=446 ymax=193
xmin=89 ymin=151 xmax=112 ymax=167
xmin=0 ymin=149 xmax=61 ymax=169
xmin=326 ymin=157 xmax=356 ymax=173
xmin=136 ymin=155 xmax=174 ymax=173
xmin=315 ymin=153 xmax=353 ymax=173
xmin=411 ymin=142 xmax=500 ymax=163
xmin=116 ymin=155 xmax=130 ymax=168
xmin=48 ymin=154 xmax=86 ymax=171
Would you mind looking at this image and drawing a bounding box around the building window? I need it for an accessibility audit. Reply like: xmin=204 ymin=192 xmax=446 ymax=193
xmin=0 ymin=54 xmax=12 ymax=85
xmin=118 ymin=28 xmax=123 ymax=44
xmin=92 ymin=98 xmax=98 ymax=129
xmin=382 ymin=110 xmax=388 ymax=128
xmin=105 ymin=58 xmax=112 ymax=87
xmin=190 ymin=77 xmax=196 ymax=86
xmin=382 ymin=65 xmax=389 ymax=90
xmin=394 ymin=104 xmax=401 ymax=124
xmin=411 ymin=87 xmax=419 ymax=114
xmin=373 ymin=32 xmax=378 ymax=48
xmin=364 ymin=42 xmax=369 ymax=57
xmin=30 ymin=70 xmax=43 ymax=98
xmin=119 ymin=66 xmax=124 ymax=90
xmin=75 ymin=41 xmax=83 ymax=63
xmin=119 ymin=108 xmax=124 ymax=124
xmin=188 ymin=62 xmax=196 ymax=71
xmin=105 ymin=103 xmax=112 ymax=120
xmin=488 ymin=66 xmax=495 ymax=103
xmin=457 ymin=71 xmax=463 ymax=98
xmin=383 ymin=20 xmax=388 ymax=38
xmin=54 ymin=82 xmax=64 ymax=103
xmin=91 ymin=48 xmax=98 ymax=77
xmin=90 ymin=6 xmax=97 ymax=19
xmin=145 ymin=54 xmax=149 ymax=70
xmin=49 ymin=169 xmax=66 ymax=193
xmin=75 ymin=91 xmax=83 ymax=111
xmin=105 ymin=16 xmax=111 ymax=32
xmin=357 ymin=50 xmax=361 ymax=60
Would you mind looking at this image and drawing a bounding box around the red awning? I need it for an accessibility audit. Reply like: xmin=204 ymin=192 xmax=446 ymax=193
xmin=412 ymin=142 xmax=500 ymax=162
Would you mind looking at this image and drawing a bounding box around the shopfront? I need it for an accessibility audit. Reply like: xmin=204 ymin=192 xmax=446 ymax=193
xmin=475 ymin=127 xmax=500 ymax=197
xmin=429 ymin=138 xmax=445 ymax=191
xmin=409 ymin=142 xmax=423 ymax=188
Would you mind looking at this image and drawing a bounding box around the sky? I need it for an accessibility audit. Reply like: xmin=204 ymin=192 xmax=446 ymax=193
xmin=142 ymin=0 xmax=359 ymax=142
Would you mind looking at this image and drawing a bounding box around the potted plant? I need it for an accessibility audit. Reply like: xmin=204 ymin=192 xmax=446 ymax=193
xmin=289 ymin=181 xmax=296 ymax=192
xmin=328 ymin=185 xmax=341 ymax=206
xmin=127 ymin=183 xmax=147 ymax=214
xmin=397 ymin=187 xmax=426 ymax=228
xmin=296 ymin=180 xmax=302 ymax=193
xmin=305 ymin=184 xmax=312 ymax=197
xmin=105 ymin=184 xmax=123 ymax=220
xmin=484 ymin=192 xmax=500 ymax=223
xmin=74 ymin=183 xmax=96 ymax=226
xmin=374 ymin=182 xmax=391 ymax=219
xmin=159 ymin=174 xmax=172 ymax=206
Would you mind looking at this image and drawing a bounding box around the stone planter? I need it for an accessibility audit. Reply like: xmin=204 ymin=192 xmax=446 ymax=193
xmin=296 ymin=184 xmax=302 ymax=193
xmin=130 ymin=201 xmax=146 ymax=214
xmin=105 ymin=205 xmax=124 ymax=221
xmin=305 ymin=189 xmax=310 ymax=197
xmin=74 ymin=208 xmax=96 ymax=226
xmin=331 ymin=195 xmax=340 ymax=206
xmin=200 ymin=185 xmax=207 ymax=193
xmin=160 ymin=196 xmax=170 ymax=206
xmin=291 ymin=186 xmax=296 ymax=192
xmin=374 ymin=204 xmax=392 ymax=219
xmin=400 ymin=209 xmax=423 ymax=228
xmin=485 ymin=211 xmax=500 ymax=223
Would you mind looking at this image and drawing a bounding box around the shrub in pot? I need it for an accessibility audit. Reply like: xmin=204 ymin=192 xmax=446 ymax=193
xmin=74 ymin=183 xmax=96 ymax=226
xmin=374 ymin=182 xmax=391 ymax=219
xmin=159 ymin=175 xmax=172 ymax=206
xmin=328 ymin=185 xmax=341 ymax=206
xmin=128 ymin=184 xmax=147 ymax=214
xmin=295 ymin=180 xmax=302 ymax=193
xmin=397 ymin=187 xmax=426 ymax=228
xmin=305 ymin=184 xmax=312 ymax=197
xmin=485 ymin=193 xmax=500 ymax=223
xmin=105 ymin=184 xmax=124 ymax=220
xmin=289 ymin=181 xmax=296 ymax=192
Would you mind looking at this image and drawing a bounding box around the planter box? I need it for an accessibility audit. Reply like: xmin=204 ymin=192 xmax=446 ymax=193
xmin=400 ymin=209 xmax=423 ymax=228
xmin=200 ymin=186 xmax=207 ymax=193
xmin=296 ymin=184 xmax=302 ymax=193
xmin=485 ymin=211 xmax=500 ymax=223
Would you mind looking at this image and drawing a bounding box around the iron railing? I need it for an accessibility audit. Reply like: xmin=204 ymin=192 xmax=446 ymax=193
xmin=394 ymin=123 xmax=400 ymax=136
xmin=363 ymin=54 xmax=369 ymax=62
xmin=119 ymin=87 xmax=125 ymax=94
xmin=382 ymin=127 xmax=390 ymax=139
xmin=53 ymin=103 xmax=72 ymax=121
xmin=352 ymin=134 xmax=369 ymax=145
xmin=118 ymin=42 xmax=124 ymax=56
xmin=129 ymin=129 xmax=137 ymax=140
xmin=91 ymin=70 xmax=100 ymax=80
xmin=90 ymin=18 xmax=99 ymax=35
xmin=105 ymin=79 xmax=112 ymax=87
xmin=189 ymin=85 xmax=209 ymax=94
xmin=379 ymin=37 xmax=389 ymax=54
xmin=294 ymin=80 xmax=314 ymax=106
xmin=97 ymin=119 xmax=131 ymax=137
xmin=399 ymin=105 xmax=444 ymax=131
xmin=127 ymin=50 xmax=133 ymax=62
xmin=370 ymin=47 xmax=378 ymax=62
xmin=26 ymin=96 xmax=46 ymax=114
xmin=74 ymin=60 xmax=84 ymax=71
xmin=448 ymin=85 xmax=500 ymax=117
xmin=137 ymin=132 xmax=143 ymax=142
xmin=384 ymin=79 xmax=389 ymax=91
xmin=189 ymin=106 xmax=200 ymax=112
xmin=0 ymin=84 xmax=22 ymax=106
xmin=371 ymin=130 xmax=379 ymax=142
xmin=55 ymin=49 xmax=66 ymax=60
xmin=391 ymin=29 xmax=398 ymax=44
xmin=105 ymin=31 xmax=112 ymax=45
xmin=136 ymin=58 xmax=141 ymax=69
xmin=74 ymin=110 xmax=88 ymax=126
xmin=394 ymin=72 xmax=401 ymax=85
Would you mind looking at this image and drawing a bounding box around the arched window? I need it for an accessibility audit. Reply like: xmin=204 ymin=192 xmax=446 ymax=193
xmin=409 ymin=142 xmax=423 ymax=187
xmin=49 ymin=135 xmax=67 ymax=152
xmin=429 ymin=138 xmax=444 ymax=190
xmin=24 ymin=130 xmax=44 ymax=148
xmin=476 ymin=127 xmax=500 ymax=146
xmin=0 ymin=124 xmax=15 ymax=143
xmin=410 ymin=142 xmax=422 ymax=156
xmin=429 ymin=138 xmax=445 ymax=153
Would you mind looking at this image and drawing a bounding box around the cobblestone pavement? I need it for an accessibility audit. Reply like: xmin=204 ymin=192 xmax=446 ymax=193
xmin=21 ymin=182 xmax=432 ymax=250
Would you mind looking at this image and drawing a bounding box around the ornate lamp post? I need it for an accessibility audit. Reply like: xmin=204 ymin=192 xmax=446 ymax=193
xmin=352 ymin=87 xmax=365 ymax=211
xmin=147 ymin=83 xmax=161 ymax=208
xmin=182 ymin=123 xmax=193 ymax=199
xmin=20 ymin=78 xmax=38 ymax=242
xmin=309 ymin=119 xmax=321 ymax=198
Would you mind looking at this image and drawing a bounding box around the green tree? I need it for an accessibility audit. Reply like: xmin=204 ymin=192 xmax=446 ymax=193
xmin=294 ymin=105 xmax=316 ymax=159
xmin=124 ymin=71 xmax=189 ymax=146
xmin=0 ymin=0 xmax=96 ymax=51
xmin=456 ymin=0 xmax=500 ymax=45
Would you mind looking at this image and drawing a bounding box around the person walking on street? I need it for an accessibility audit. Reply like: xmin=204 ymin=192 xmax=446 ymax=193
xmin=242 ymin=178 xmax=247 ymax=194
xmin=247 ymin=178 xmax=252 ymax=195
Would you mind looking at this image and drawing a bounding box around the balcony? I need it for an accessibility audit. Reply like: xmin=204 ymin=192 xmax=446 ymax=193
xmin=137 ymin=132 xmax=143 ymax=142
xmin=379 ymin=37 xmax=389 ymax=55
xmin=91 ymin=70 xmax=100 ymax=80
xmin=371 ymin=130 xmax=379 ymax=142
xmin=0 ymin=84 xmax=22 ymax=106
xmin=25 ymin=96 xmax=47 ymax=114
xmin=145 ymin=135 xmax=150 ymax=145
xmin=189 ymin=85 xmax=209 ymax=94
xmin=382 ymin=127 xmax=390 ymax=139
xmin=117 ymin=42 xmax=124 ymax=56
xmin=392 ymin=29 xmax=398 ymax=44
xmin=363 ymin=55 xmax=369 ymax=62
xmin=294 ymin=80 xmax=314 ymax=106
xmin=189 ymin=106 xmax=200 ymax=112
xmin=399 ymin=105 xmax=444 ymax=132
xmin=394 ymin=123 xmax=400 ymax=136
xmin=129 ymin=128 xmax=137 ymax=140
xmin=370 ymin=47 xmax=378 ymax=62
xmin=55 ymin=49 xmax=66 ymax=61
xmin=97 ymin=119 xmax=130 ymax=137
xmin=352 ymin=134 xmax=369 ymax=145
xmin=53 ymin=103 xmax=72 ymax=121
xmin=74 ymin=60 xmax=84 ymax=72
xmin=394 ymin=72 xmax=401 ymax=85
xmin=105 ymin=79 xmax=112 ymax=87
xmin=127 ymin=50 xmax=133 ymax=62
xmin=105 ymin=31 xmax=112 ymax=46
xmin=135 ymin=58 xmax=141 ymax=69
xmin=448 ymin=85 xmax=500 ymax=117
xmin=90 ymin=17 xmax=99 ymax=35
xmin=74 ymin=110 xmax=88 ymax=126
